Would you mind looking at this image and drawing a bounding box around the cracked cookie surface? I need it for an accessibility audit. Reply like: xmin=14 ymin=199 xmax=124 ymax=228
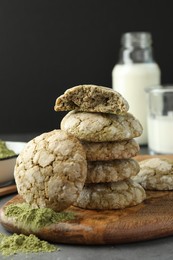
xmin=61 ymin=111 xmax=143 ymax=142
xmin=82 ymin=139 xmax=139 ymax=161
xmin=86 ymin=159 xmax=140 ymax=183
xmin=54 ymin=84 xmax=129 ymax=114
xmin=14 ymin=129 xmax=87 ymax=211
xmin=73 ymin=179 xmax=146 ymax=210
xmin=133 ymin=158 xmax=173 ymax=190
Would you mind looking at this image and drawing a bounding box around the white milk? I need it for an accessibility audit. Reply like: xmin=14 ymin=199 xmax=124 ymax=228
xmin=112 ymin=63 xmax=161 ymax=145
xmin=148 ymin=115 xmax=173 ymax=154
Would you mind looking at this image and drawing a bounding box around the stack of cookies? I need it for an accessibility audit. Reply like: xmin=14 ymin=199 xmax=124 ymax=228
xmin=54 ymin=84 xmax=146 ymax=210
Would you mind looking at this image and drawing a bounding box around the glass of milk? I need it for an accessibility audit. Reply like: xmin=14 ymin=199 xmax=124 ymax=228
xmin=146 ymin=86 xmax=173 ymax=154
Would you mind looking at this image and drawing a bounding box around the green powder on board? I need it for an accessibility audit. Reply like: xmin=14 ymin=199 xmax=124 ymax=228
xmin=0 ymin=232 xmax=58 ymax=256
xmin=4 ymin=203 xmax=75 ymax=230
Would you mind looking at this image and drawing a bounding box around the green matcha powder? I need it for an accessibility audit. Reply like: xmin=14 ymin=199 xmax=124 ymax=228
xmin=0 ymin=203 xmax=75 ymax=256
xmin=0 ymin=140 xmax=16 ymax=159
xmin=0 ymin=233 xmax=58 ymax=256
xmin=4 ymin=203 xmax=75 ymax=230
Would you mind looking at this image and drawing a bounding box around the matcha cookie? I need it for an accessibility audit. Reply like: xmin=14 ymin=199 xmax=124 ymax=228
xmin=14 ymin=130 xmax=87 ymax=212
xmin=82 ymin=139 xmax=139 ymax=161
xmin=86 ymin=159 xmax=139 ymax=183
xmin=73 ymin=179 xmax=146 ymax=210
xmin=61 ymin=111 xmax=143 ymax=142
xmin=54 ymin=84 xmax=129 ymax=114
xmin=133 ymin=158 xmax=173 ymax=190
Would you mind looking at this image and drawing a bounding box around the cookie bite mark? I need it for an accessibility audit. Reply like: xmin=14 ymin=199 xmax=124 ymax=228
xmin=54 ymin=84 xmax=129 ymax=114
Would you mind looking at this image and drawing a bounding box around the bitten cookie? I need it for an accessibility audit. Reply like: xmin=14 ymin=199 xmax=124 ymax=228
xmin=54 ymin=84 xmax=129 ymax=114
xmin=14 ymin=130 xmax=87 ymax=212
xmin=133 ymin=158 xmax=173 ymax=190
xmin=86 ymin=159 xmax=140 ymax=183
xmin=61 ymin=111 xmax=143 ymax=142
xmin=82 ymin=139 xmax=139 ymax=161
xmin=73 ymin=179 xmax=146 ymax=210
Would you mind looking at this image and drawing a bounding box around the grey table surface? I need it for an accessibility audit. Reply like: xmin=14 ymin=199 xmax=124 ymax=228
xmin=0 ymin=134 xmax=173 ymax=260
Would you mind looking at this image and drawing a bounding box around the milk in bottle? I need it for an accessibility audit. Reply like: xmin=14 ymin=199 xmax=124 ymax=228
xmin=112 ymin=32 xmax=161 ymax=145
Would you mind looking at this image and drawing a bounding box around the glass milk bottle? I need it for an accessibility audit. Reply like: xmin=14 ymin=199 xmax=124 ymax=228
xmin=112 ymin=32 xmax=161 ymax=145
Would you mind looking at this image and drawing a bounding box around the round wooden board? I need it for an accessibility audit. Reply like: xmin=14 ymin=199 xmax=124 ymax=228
xmin=1 ymin=191 xmax=173 ymax=245
xmin=1 ymin=155 xmax=173 ymax=245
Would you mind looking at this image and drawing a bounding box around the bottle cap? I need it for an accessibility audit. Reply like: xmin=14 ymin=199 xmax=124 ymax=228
xmin=121 ymin=32 xmax=152 ymax=48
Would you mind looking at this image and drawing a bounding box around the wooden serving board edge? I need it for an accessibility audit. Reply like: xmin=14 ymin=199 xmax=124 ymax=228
xmin=1 ymin=154 xmax=173 ymax=245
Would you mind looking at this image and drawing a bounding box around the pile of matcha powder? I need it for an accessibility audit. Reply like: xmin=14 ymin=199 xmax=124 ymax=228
xmin=0 ymin=203 xmax=75 ymax=256
xmin=4 ymin=202 xmax=75 ymax=230
xmin=0 ymin=140 xmax=16 ymax=159
xmin=0 ymin=232 xmax=58 ymax=256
